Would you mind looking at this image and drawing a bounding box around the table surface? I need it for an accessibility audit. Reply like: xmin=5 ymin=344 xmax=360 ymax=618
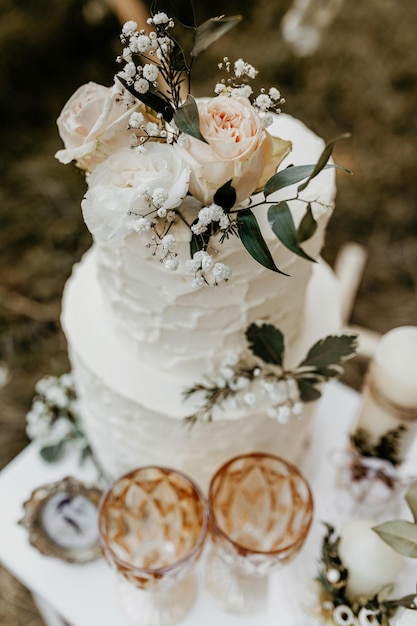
xmin=0 ymin=382 xmax=416 ymax=626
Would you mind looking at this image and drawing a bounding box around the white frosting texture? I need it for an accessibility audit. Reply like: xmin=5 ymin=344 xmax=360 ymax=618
xmin=61 ymin=113 xmax=342 ymax=482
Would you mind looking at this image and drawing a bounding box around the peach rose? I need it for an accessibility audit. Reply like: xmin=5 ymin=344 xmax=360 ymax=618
xmin=176 ymin=96 xmax=272 ymax=205
xmin=55 ymin=82 xmax=146 ymax=172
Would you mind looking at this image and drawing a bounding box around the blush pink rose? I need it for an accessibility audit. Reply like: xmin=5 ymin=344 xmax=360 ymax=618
xmin=176 ymin=96 xmax=273 ymax=205
xmin=55 ymin=82 xmax=147 ymax=172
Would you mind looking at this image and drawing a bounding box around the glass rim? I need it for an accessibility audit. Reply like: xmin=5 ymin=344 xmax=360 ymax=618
xmin=207 ymin=451 xmax=314 ymax=556
xmin=98 ymin=465 xmax=209 ymax=576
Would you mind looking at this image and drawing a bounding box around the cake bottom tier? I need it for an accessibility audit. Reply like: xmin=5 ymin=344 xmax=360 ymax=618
xmin=62 ymin=248 xmax=342 ymax=488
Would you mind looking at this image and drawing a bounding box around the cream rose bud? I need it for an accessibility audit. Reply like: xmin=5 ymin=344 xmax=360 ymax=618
xmin=55 ymin=81 xmax=147 ymax=172
xmin=176 ymin=96 xmax=272 ymax=205
xmin=81 ymin=143 xmax=190 ymax=241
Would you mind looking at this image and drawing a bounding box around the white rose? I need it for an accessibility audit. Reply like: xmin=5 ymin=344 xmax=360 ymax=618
xmin=55 ymin=82 xmax=149 ymax=172
xmin=81 ymin=143 xmax=189 ymax=241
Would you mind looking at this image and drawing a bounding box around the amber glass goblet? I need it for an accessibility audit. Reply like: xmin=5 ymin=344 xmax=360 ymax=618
xmin=98 ymin=466 xmax=208 ymax=626
xmin=206 ymin=452 xmax=314 ymax=614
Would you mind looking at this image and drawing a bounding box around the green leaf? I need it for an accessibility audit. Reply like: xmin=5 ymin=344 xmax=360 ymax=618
xmin=191 ymin=15 xmax=242 ymax=57
xmin=373 ymin=520 xmax=417 ymax=558
xmin=297 ymin=379 xmax=322 ymax=403
xmin=213 ymin=180 xmax=236 ymax=211
xmin=237 ymin=208 xmax=288 ymax=275
xmin=268 ymin=203 xmax=316 ymax=262
xmin=174 ymin=95 xmax=207 ymax=143
xmin=297 ymin=203 xmax=317 ymax=243
xmin=297 ymin=133 xmax=352 ymax=192
xmin=245 ymin=323 xmax=285 ymax=366
xmin=40 ymin=440 xmax=66 ymax=463
xmin=264 ymin=164 xmax=339 ymax=198
xmin=405 ymin=481 xmax=417 ymax=523
xmin=118 ymin=77 xmax=175 ymax=122
xmin=299 ymin=334 xmax=358 ymax=368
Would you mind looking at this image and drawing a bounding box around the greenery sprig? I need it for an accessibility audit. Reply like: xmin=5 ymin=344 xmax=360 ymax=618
xmin=184 ymin=323 xmax=357 ymax=425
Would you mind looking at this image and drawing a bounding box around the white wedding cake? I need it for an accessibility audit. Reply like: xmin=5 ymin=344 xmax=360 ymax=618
xmin=56 ymin=13 xmax=347 ymax=486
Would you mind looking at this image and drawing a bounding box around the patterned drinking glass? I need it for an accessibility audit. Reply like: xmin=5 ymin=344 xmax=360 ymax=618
xmin=98 ymin=466 xmax=208 ymax=626
xmin=205 ymin=452 xmax=314 ymax=613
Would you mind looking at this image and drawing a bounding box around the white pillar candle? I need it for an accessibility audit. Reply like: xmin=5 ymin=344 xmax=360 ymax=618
xmin=351 ymin=326 xmax=417 ymax=463
xmin=338 ymin=519 xmax=404 ymax=599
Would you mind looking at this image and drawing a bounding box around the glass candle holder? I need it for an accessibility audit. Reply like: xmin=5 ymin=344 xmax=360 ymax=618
xmin=205 ymin=452 xmax=314 ymax=614
xmin=98 ymin=466 xmax=208 ymax=626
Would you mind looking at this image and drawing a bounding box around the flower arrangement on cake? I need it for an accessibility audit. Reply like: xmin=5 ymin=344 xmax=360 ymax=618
xmin=55 ymin=3 xmax=349 ymax=286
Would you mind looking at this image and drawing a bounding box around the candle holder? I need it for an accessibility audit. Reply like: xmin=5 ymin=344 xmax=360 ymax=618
xmin=205 ymin=452 xmax=313 ymax=614
xmin=302 ymin=523 xmax=417 ymax=626
xmin=336 ymin=327 xmax=417 ymax=520
xmin=98 ymin=466 xmax=208 ymax=626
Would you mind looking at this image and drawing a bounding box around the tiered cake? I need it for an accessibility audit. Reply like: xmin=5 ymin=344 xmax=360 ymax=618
xmin=57 ymin=13 xmax=344 ymax=486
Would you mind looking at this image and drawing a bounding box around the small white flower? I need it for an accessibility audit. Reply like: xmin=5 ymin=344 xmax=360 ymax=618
xmin=145 ymin=122 xmax=159 ymax=136
xmin=231 ymin=85 xmax=253 ymax=98
xmin=358 ymin=607 xmax=379 ymax=626
xmin=222 ymin=353 xmax=239 ymax=367
xmin=185 ymin=258 xmax=201 ymax=273
xmin=122 ymin=21 xmax=137 ymax=37
xmin=333 ymin=605 xmax=355 ymax=626
xmin=157 ymin=207 xmax=167 ymax=218
xmin=292 ymin=402 xmax=304 ymax=416
xmin=191 ymin=221 xmax=207 ymax=235
xmin=269 ymin=87 xmax=281 ymax=101
xmin=152 ymin=187 xmax=169 ymax=207
xmin=122 ymin=47 xmax=133 ymax=62
xmin=220 ymin=366 xmax=234 ymax=380
xmin=128 ymin=217 xmax=151 ymax=233
xmin=59 ymin=373 xmax=74 ymax=389
xmin=214 ymin=82 xmax=227 ymax=94
xmin=201 ymin=253 xmax=214 ymax=271
xmin=219 ymin=213 xmax=230 ymax=229
xmin=253 ymin=368 xmax=261 ymax=377
xmin=276 ymin=404 xmax=291 ymax=424
xmin=244 ymin=392 xmax=256 ymax=406
xmin=161 ymin=234 xmax=176 ymax=253
xmin=134 ymin=78 xmax=149 ymax=94
xmin=129 ymin=111 xmax=144 ymax=128
xmin=326 ymin=568 xmax=341 ymax=584
xmin=136 ymin=34 xmax=151 ymax=53
xmin=255 ymin=94 xmax=272 ymax=112
xmin=44 ymin=385 xmax=68 ymax=409
xmin=164 ymin=258 xmax=179 ymax=272
xmin=212 ymin=262 xmax=231 ymax=282
xmin=152 ymin=11 xmax=170 ymax=25
xmin=192 ymin=275 xmax=205 ymax=289
xmin=142 ymin=63 xmax=159 ymax=82
xmin=123 ymin=61 xmax=137 ymax=79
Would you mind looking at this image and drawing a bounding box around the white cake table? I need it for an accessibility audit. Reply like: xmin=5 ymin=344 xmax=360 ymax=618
xmin=1 ymin=382 xmax=415 ymax=626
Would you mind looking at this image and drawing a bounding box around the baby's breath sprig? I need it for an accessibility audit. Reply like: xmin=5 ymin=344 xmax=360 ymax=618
xmin=183 ymin=324 xmax=357 ymax=424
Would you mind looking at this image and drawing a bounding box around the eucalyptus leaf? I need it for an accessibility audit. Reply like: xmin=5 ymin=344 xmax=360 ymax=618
xmin=237 ymin=208 xmax=288 ymax=274
xmin=297 ymin=133 xmax=352 ymax=192
xmin=40 ymin=440 xmax=66 ymax=463
xmin=245 ymin=323 xmax=285 ymax=366
xmin=299 ymin=334 xmax=358 ymax=368
xmin=297 ymin=203 xmax=317 ymax=243
xmin=264 ymin=164 xmax=339 ymax=198
xmin=213 ymin=180 xmax=236 ymax=210
xmin=268 ymin=203 xmax=316 ymax=262
xmin=297 ymin=379 xmax=322 ymax=403
xmin=174 ymin=95 xmax=207 ymax=142
xmin=405 ymin=481 xmax=417 ymax=523
xmin=191 ymin=15 xmax=242 ymax=57
xmin=373 ymin=520 xmax=417 ymax=558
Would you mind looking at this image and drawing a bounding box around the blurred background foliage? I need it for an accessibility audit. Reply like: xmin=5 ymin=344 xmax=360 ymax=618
xmin=0 ymin=0 xmax=416 ymax=622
